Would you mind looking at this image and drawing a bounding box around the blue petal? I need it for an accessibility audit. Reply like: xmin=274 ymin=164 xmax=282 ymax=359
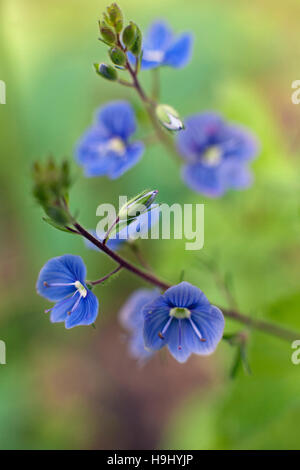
xmin=75 ymin=127 xmax=110 ymax=166
xmin=144 ymin=20 xmax=173 ymax=51
xmin=143 ymin=297 xmax=170 ymax=350
xmin=96 ymin=101 xmax=137 ymax=140
xmin=119 ymin=288 xmax=160 ymax=331
xmin=50 ymin=292 xmax=78 ymax=323
xmin=167 ymin=319 xmax=192 ymax=363
xmin=222 ymin=125 xmax=259 ymax=162
xmin=187 ymin=305 xmax=225 ymax=355
xmin=36 ymin=255 xmax=86 ymax=301
xmin=182 ymin=162 xmax=226 ymax=198
xmin=128 ymin=328 xmax=154 ymax=361
xmin=108 ymin=141 xmax=144 ymax=179
xmin=128 ymin=204 xmax=160 ymax=239
xmin=163 ymin=281 xmax=211 ymax=310
xmin=164 ymin=33 xmax=193 ymax=68
xmin=65 ymin=290 xmax=99 ymax=329
xmin=176 ymin=113 xmax=224 ymax=161
xmin=220 ymin=160 xmax=253 ymax=190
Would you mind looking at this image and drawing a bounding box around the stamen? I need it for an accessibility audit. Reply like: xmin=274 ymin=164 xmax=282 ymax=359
xmin=178 ymin=319 xmax=182 ymax=350
xmin=158 ymin=316 xmax=173 ymax=340
xmin=67 ymin=292 xmax=82 ymax=316
xmin=189 ymin=318 xmax=206 ymax=342
xmin=44 ymin=291 xmax=77 ymax=314
xmin=44 ymin=281 xmax=75 ymax=287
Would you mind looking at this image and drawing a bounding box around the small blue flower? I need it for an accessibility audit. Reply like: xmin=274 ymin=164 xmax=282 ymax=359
xmin=133 ymin=20 xmax=193 ymax=70
xmin=76 ymin=101 xmax=144 ymax=179
xmin=36 ymin=255 xmax=99 ymax=329
xmin=143 ymin=281 xmax=224 ymax=363
xmin=176 ymin=112 xmax=259 ymax=197
xmin=84 ymin=205 xmax=160 ymax=251
xmin=119 ymin=288 xmax=160 ymax=361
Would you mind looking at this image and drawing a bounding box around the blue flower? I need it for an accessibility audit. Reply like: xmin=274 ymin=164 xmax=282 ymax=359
xmin=143 ymin=281 xmax=224 ymax=363
xmin=76 ymin=101 xmax=144 ymax=179
xmin=119 ymin=288 xmax=160 ymax=361
xmin=36 ymin=255 xmax=99 ymax=329
xmin=84 ymin=205 xmax=160 ymax=251
xmin=176 ymin=112 xmax=259 ymax=197
xmin=134 ymin=20 xmax=193 ymax=70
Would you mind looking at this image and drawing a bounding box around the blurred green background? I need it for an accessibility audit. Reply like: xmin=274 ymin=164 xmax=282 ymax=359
xmin=1 ymin=0 xmax=300 ymax=450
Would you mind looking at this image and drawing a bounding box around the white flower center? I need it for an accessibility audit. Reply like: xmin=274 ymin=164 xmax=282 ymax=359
xmin=170 ymin=307 xmax=191 ymax=319
xmin=143 ymin=49 xmax=164 ymax=63
xmin=202 ymin=145 xmax=222 ymax=167
xmin=106 ymin=137 xmax=126 ymax=156
xmin=74 ymin=281 xmax=87 ymax=298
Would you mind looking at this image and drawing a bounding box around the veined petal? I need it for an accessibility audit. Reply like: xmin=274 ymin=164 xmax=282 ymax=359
xmin=163 ymin=281 xmax=211 ymax=310
xmin=143 ymin=297 xmax=170 ymax=350
xmin=164 ymin=33 xmax=193 ymax=68
xmin=96 ymin=101 xmax=137 ymax=140
xmin=50 ymin=292 xmax=78 ymax=323
xmin=36 ymin=255 xmax=86 ymax=301
xmin=167 ymin=319 xmax=192 ymax=363
xmin=65 ymin=290 xmax=99 ymax=329
xmin=188 ymin=306 xmax=225 ymax=355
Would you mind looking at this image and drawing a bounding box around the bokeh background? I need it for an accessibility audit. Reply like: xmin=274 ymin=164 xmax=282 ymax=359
xmin=1 ymin=0 xmax=300 ymax=450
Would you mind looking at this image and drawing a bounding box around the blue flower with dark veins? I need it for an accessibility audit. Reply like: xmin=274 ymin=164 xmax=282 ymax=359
xmin=84 ymin=205 xmax=160 ymax=251
xmin=119 ymin=288 xmax=160 ymax=361
xmin=76 ymin=101 xmax=144 ymax=179
xmin=133 ymin=20 xmax=193 ymax=70
xmin=143 ymin=281 xmax=224 ymax=363
xmin=36 ymin=255 xmax=99 ymax=329
xmin=176 ymin=112 xmax=259 ymax=197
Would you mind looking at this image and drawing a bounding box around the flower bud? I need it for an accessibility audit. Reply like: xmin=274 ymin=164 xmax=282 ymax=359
xmin=107 ymin=3 xmax=123 ymax=32
xmin=32 ymin=158 xmax=72 ymax=225
xmin=109 ymin=47 xmax=127 ymax=66
xmin=129 ymin=23 xmax=142 ymax=57
xmin=122 ymin=22 xmax=137 ymax=49
xmin=94 ymin=63 xmax=118 ymax=81
xmin=156 ymin=104 xmax=184 ymax=132
xmin=118 ymin=190 xmax=158 ymax=220
xmin=98 ymin=21 xmax=116 ymax=44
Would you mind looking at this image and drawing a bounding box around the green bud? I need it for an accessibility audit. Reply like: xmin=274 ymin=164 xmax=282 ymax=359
xmin=118 ymin=190 xmax=158 ymax=220
xmin=32 ymin=158 xmax=72 ymax=226
xmin=99 ymin=21 xmax=116 ymax=44
xmin=109 ymin=47 xmax=127 ymax=66
xmin=155 ymin=104 xmax=184 ymax=132
xmin=107 ymin=3 xmax=123 ymax=32
xmin=94 ymin=63 xmax=118 ymax=81
xmin=129 ymin=23 xmax=142 ymax=56
xmin=122 ymin=22 xmax=137 ymax=49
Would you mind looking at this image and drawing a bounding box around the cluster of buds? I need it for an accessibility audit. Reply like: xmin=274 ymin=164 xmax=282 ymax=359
xmin=32 ymin=158 xmax=72 ymax=226
xmin=95 ymin=3 xmax=142 ymax=81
